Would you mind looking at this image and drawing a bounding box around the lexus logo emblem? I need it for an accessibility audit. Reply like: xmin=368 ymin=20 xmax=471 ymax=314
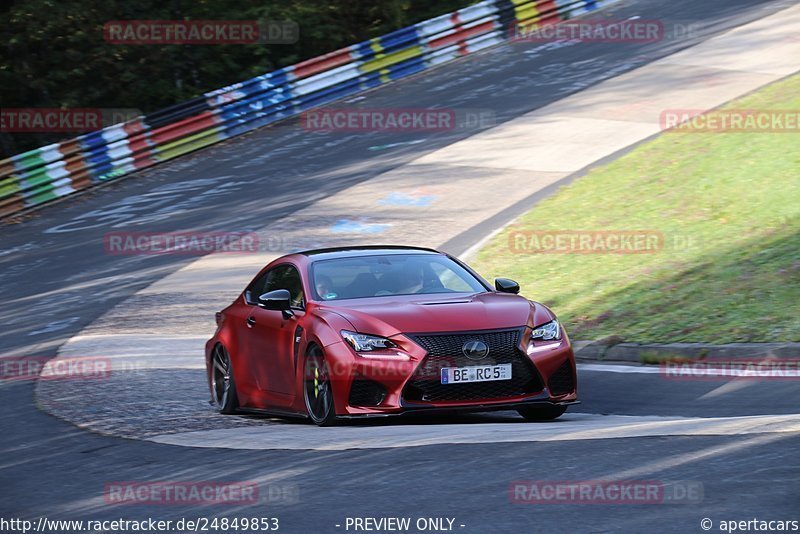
xmin=462 ymin=340 xmax=489 ymax=360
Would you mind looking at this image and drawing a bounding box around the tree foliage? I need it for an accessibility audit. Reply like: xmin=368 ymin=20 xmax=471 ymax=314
xmin=1 ymin=0 xmax=471 ymax=156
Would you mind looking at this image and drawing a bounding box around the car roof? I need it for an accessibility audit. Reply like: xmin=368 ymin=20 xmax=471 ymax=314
xmin=299 ymin=245 xmax=442 ymax=261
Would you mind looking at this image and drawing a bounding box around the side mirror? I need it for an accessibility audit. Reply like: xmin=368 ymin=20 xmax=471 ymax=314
xmin=495 ymin=278 xmax=520 ymax=294
xmin=258 ymin=289 xmax=292 ymax=311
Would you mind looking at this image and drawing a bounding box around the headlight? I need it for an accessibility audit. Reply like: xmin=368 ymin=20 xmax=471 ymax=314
xmin=341 ymin=330 xmax=397 ymax=352
xmin=530 ymin=320 xmax=561 ymax=341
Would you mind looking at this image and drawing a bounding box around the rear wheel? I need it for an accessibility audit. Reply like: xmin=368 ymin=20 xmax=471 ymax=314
xmin=303 ymin=345 xmax=338 ymax=426
xmin=517 ymin=404 xmax=567 ymax=421
xmin=211 ymin=344 xmax=239 ymax=414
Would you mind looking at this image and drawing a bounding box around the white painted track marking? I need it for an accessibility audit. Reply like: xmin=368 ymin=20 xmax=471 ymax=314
xmin=147 ymin=413 xmax=800 ymax=451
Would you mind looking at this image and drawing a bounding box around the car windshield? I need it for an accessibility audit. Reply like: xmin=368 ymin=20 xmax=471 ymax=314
xmin=310 ymin=253 xmax=487 ymax=301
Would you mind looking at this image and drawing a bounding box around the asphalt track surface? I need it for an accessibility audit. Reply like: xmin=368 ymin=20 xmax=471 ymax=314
xmin=2 ymin=0 xmax=799 ymax=532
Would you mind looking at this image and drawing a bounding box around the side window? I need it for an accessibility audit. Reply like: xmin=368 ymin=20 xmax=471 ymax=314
xmin=245 ymin=271 xmax=270 ymax=304
xmin=246 ymin=265 xmax=304 ymax=308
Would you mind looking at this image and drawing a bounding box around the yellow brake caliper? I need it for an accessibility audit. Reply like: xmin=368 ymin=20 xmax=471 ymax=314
xmin=314 ymin=367 xmax=319 ymax=398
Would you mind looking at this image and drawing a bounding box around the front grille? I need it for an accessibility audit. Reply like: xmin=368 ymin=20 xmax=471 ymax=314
xmin=348 ymin=379 xmax=387 ymax=407
xmin=548 ymin=359 xmax=575 ymax=395
xmin=402 ymin=328 xmax=543 ymax=403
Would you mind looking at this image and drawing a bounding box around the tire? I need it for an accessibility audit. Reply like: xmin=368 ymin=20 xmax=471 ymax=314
xmin=303 ymin=345 xmax=338 ymax=426
xmin=211 ymin=344 xmax=239 ymax=414
xmin=517 ymin=404 xmax=567 ymax=421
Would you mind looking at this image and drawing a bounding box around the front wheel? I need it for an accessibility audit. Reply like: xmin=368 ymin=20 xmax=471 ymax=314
xmin=303 ymin=345 xmax=338 ymax=426
xmin=211 ymin=344 xmax=239 ymax=414
xmin=517 ymin=404 xmax=567 ymax=421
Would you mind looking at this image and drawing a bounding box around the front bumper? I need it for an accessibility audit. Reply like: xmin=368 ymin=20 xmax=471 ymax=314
xmin=325 ymin=330 xmax=578 ymax=416
xmin=338 ymin=398 xmax=581 ymax=419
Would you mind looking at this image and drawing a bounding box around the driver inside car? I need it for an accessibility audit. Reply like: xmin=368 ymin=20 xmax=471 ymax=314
xmin=315 ymin=274 xmax=336 ymax=300
xmin=396 ymin=262 xmax=425 ymax=294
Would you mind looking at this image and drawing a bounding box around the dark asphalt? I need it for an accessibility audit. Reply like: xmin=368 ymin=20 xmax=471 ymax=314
xmin=3 ymin=373 xmax=799 ymax=533
xmin=1 ymin=0 xmax=798 ymax=532
xmin=578 ymin=366 xmax=800 ymax=417
xmin=30 ymin=364 xmax=800 ymax=440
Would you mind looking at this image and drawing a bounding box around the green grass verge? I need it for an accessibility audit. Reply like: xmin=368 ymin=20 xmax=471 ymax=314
xmin=473 ymin=74 xmax=800 ymax=343
xmin=638 ymin=351 xmax=706 ymax=365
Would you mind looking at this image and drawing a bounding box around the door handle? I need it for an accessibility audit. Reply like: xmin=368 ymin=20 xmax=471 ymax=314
xmin=246 ymin=316 xmax=256 ymax=328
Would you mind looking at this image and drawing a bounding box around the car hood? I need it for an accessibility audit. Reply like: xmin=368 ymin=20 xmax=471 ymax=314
xmin=317 ymin=292 xmax=555 ymax=336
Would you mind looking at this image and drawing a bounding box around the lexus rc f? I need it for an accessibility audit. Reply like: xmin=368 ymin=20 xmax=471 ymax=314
xmin=205 ymin=246 xmax=578 ymax=425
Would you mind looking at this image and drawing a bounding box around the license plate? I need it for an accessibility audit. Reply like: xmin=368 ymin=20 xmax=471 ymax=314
xmin=440 ymin=364 xmax=512 ymax=384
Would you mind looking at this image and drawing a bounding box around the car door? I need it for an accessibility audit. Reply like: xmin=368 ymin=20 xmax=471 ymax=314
xmin=242 ymin=263 xmax=305 ymax=402
xmin=222 ymin=292 xmax=263 ymax=406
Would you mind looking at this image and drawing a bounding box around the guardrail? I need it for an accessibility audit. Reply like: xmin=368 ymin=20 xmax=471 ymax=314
xmin=0 ymin=0 xmax=618 ymax=218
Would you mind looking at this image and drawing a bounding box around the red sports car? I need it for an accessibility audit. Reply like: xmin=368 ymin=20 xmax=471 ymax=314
xmin=205 ymin=246 xmax=578 ymax=425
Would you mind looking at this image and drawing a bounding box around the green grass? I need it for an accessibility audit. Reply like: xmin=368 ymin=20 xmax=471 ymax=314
xmin=638 ymin=351 xmax=706 ymax=365
xmin=473 ymin=75 xmax=800 ymax=343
